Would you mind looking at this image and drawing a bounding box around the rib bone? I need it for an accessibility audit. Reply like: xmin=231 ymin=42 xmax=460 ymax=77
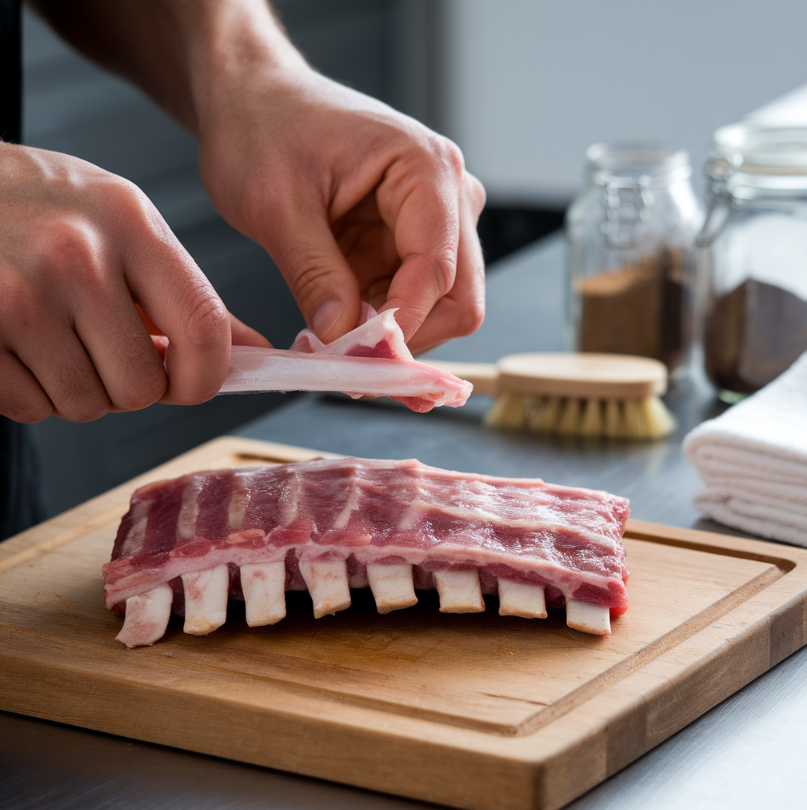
xmin=241 ymin=562 xmax=287 ymax=626
xmin=299 ymin=558 xmax=352 ymax=618
xmin=566 ymin=599 xmax=611 ymax=636
xmin=367 ymin=563 xmax=418 ymax=614
xmin=116 ymin=583 xmax=174 ymax=649
xmin=433 ymin=569 xmax=485 ymax=613
xmin=498 ymin=579 xmax=547 ymax=618
xmin=182 ymin=564 xmax=229 ymax=635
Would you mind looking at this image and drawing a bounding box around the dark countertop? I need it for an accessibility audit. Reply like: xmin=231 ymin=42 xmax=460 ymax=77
xmin=4 ymin=234 xmax=807 ymax=810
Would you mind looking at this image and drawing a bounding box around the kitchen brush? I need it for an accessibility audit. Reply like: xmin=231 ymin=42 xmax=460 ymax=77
xmin=425 ymin=353 xmax=676 ymax=439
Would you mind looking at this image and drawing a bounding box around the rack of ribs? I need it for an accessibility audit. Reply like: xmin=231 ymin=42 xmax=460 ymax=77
xmin=220 ymin=307 xmax=472 ymax=412
xmin=103 ymin=458 xmax=630 ymax=648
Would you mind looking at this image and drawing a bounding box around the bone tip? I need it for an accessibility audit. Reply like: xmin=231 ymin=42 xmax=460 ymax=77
xmin=375 ymin=595 xmax=419 ymax=614
xmin=438 ymin=599 xmax=485 ymax=614
xmin=115 ymin=629 xmax=156 ymax=649
xmin=499 ymin=605 xmax=548 ymax=619
xmin=566 ymin=600 xmax=611 ymax=636
xmin=184 ymin=615 xmax=227 ymax=636
xmin=312 ymin=597 xmax=352 ymax=619
xmin=246 ymin=609 xmax=287 ymax=628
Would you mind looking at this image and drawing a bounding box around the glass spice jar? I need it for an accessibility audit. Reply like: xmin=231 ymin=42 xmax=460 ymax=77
xmin=699 ymin=124 xmax=807 ymax=400
xmin=566 ymin=143 xmax=703 ymax=380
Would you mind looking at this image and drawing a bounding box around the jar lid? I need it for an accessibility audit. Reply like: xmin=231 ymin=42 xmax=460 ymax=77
xmin=586 ymin=143 xmax=692 ymax=186
xmin=711 ymin=124 xmax=807 ymax=176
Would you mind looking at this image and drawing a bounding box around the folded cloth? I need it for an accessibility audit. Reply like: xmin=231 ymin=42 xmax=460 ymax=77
xmin=683 ymin=351 xmax=807 ymax=546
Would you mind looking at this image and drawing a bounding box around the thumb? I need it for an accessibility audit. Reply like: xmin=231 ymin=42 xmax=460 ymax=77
xmin=268 ymin=206 xmax=362 ymax=343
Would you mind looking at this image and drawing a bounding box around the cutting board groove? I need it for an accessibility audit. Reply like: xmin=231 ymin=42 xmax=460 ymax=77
xmin=2 ymin=437 xmax=807 ymax=810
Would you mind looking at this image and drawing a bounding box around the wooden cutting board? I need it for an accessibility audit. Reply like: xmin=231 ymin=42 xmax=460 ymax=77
xmin=2 ymin=437 xmax=806 ymax=810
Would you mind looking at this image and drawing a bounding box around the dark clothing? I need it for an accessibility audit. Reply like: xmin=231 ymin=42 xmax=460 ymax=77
xmin=1 ymin=0 xmax=45 ymax=539
xmin=0 ymin=417 xmax=47 ymax=539
xmin=0 ymin=0 xmax=22 ymax=143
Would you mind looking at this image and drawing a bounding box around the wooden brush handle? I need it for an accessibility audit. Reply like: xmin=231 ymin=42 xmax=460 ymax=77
xmin=422 ymin=360 xmax=499 ymax=396
xmin=498 ymin=353 xmax=668 ymax=398
xmin=425 ymin=354 xmax=668 ymax=400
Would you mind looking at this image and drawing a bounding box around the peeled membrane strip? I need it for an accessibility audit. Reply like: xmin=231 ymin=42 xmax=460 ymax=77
xmin=366 ymin=563 xmax=418 ymax=614
xmin=433 ymin=569 xmax=485 ymax=613
xmin=241 ymin=561 xmax=287 ymax=627
xmin=182 ymin=565 xmax=229 ymax=635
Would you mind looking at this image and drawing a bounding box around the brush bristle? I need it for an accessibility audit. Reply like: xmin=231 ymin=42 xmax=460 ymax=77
xmin=486 ymin=394 xmax=676 ymax=440
xmin=483 ymin=392 xmax=527 ymax=429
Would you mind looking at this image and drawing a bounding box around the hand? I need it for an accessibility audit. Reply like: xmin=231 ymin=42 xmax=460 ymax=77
xmin=0 ymin=143 xmax=268 ymax=423
xmin=197 ymin=66 xmax=487 ymax=354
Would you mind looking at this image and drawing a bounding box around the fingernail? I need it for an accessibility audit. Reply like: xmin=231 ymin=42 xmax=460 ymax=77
xmin=312 ymin=300 xmax=343 ymax=339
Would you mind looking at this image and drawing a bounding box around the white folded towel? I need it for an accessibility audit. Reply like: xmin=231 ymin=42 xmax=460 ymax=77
xmin=683 ymin=352 xmax=807 ymax=546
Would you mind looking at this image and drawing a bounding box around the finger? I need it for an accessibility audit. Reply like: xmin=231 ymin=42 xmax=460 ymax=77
xmin=262 ymin=198 xmax=363 ymax=343
xmin=229 ymin=311 xmax=272 ymax=348
xmin=0 ymin=352 xmax=53 ymax=423
xmin=404 ymin=178 xmax=486 ymax=354
xmin=72 ymin=275 xmax=168 ymax=413
xmin=121 ymin=218 xmax=232 ymax=406
xmin=13 ymin=325 xmax=111 ymax=422
xmin=376 ymin=165 xmax=461 ymax=342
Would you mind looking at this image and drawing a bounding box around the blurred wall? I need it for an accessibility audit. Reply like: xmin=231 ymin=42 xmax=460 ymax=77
xmin=438 ymin=0 xmax=807 ymax=204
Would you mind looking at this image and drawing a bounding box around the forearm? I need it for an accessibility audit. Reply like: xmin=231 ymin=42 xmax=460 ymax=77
xmin=28 ymin=0 xmax=306 ymax=134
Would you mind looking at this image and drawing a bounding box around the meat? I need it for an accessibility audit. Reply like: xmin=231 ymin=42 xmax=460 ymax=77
xmin=221 ymin=308 xmax=472 ymax=412
xmin=104 ymin=458 xmax=630 ymax=648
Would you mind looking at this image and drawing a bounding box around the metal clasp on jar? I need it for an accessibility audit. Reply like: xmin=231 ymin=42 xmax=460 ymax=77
xmin=601 ymin=178 xmax=654 ymax=249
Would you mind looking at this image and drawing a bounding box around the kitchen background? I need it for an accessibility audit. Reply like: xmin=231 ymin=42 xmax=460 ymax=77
xmin=22 ymin=0 xmax=807 ymax=515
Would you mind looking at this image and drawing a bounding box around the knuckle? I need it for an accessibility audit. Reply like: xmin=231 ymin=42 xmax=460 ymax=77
xmin=52 ymin=365 xmax=109 ymax=423
xmin=0 ymin=272 xmax=36 ymax=331
xmin=100 ymin=174 xmax=148 ymax=216
xmin=112 ymin=350 xmax=167 ymax=412
xmin=37 ymin=220 xmax=108 ymax=290
xmin=181 ymin=284 xmax=229 ymax=348
xmin=285 ymin=251 xmax=338 ymax=308
xmin=467 ymin=174 xmax=487 ymax=214
xmin=443 ymin=139 xmax=466 ymax=178
xmin=458 ymin=299 xmax=485 ymax=337
xmin=99 ymin=175 xmax=172 ymax=244
xmin=427 ymin=136 xmax=465 ymax=181
xmin=428 ymin=251 xmax=458 ymax=296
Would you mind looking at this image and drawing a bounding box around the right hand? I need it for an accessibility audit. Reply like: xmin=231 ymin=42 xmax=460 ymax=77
xmin=0 ymin=143 xmax=268 ymax=424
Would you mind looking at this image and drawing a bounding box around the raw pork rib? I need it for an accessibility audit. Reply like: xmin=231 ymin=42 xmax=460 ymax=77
xmin=221 ymin=307 xmax=471 ymax=412
xmin=104 ymin=458 xmax=630 ymax=648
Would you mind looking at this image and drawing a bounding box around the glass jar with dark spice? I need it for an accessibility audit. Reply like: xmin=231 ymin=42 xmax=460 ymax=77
xmin=566 ymin=144 xmax=703 ymax=380
xmin=700 ymin=124 xmax=807 ymax=400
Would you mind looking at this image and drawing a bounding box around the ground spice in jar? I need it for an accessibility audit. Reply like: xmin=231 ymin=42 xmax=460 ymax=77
xmin=704 ymin=278 xmax=807 ymax=393
xmin=575 ymin=246 xmax=692 ymax=374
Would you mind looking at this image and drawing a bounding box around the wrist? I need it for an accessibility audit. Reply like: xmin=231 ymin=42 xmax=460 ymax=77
xmin=181 ymin=0 xmax=310 ymax=139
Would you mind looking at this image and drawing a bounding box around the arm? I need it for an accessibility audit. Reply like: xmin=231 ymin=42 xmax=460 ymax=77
xmin=31 ymin=0 xmax=486 ymax=353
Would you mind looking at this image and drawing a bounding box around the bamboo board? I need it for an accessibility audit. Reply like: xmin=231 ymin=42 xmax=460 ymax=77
xmin=1 ymin=437 xmax=806 ymax=810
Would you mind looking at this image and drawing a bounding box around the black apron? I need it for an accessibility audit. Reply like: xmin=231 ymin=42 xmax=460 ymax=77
xmin=1 ymin=0 xmax=47 ymax=539
xmin=0 ymin=0 xmax=22 ymax=143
